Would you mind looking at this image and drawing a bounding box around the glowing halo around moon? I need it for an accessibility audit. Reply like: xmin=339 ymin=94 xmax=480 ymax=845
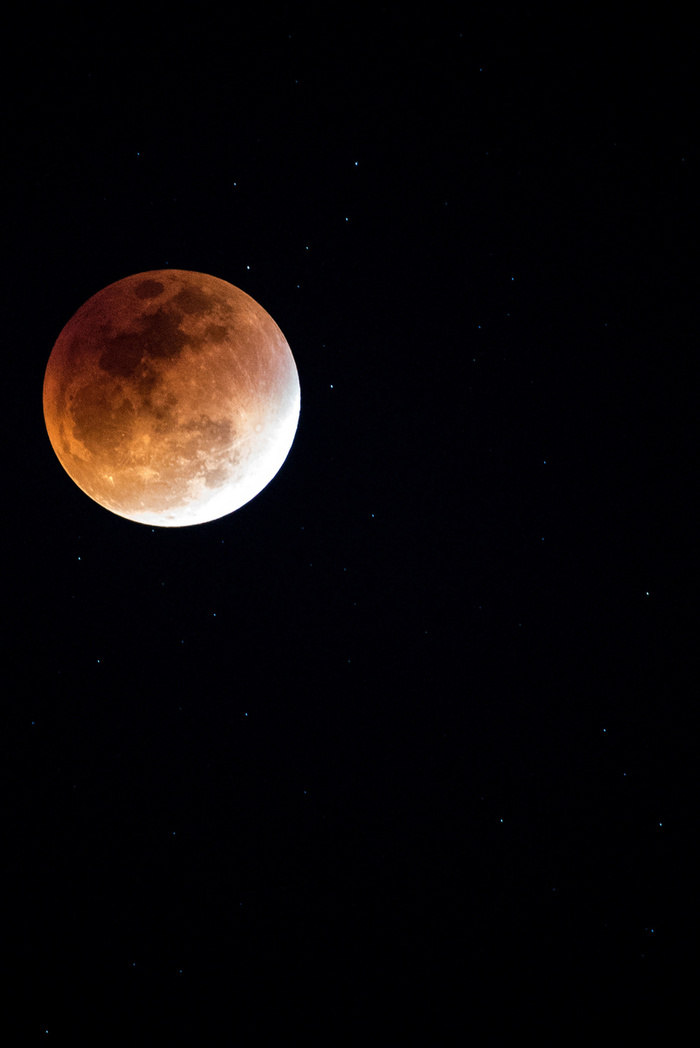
xmin=43 ymin=270 xmax=300 ymax=527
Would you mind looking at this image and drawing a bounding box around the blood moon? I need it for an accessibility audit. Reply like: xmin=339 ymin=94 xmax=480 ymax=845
xmin=43 ymin=270 xmax=300 ymax=526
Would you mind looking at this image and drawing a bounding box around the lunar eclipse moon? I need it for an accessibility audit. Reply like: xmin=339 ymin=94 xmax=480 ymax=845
xmin=43 ymin=270 xmax=300 ymax=526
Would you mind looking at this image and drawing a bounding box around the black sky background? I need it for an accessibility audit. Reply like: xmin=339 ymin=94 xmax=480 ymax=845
xmin=3 ymin=6 xmax=694 ymax=1039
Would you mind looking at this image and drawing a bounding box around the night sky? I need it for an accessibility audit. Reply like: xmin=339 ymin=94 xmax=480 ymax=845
xmin=5 ymin=8 xmax=694 ymax=1039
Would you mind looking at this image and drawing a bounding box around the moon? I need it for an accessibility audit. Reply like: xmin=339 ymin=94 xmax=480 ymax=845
xmin=43 ymin=270 xmax=300 ymax=526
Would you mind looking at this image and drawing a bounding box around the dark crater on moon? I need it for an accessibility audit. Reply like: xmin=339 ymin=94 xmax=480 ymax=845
xmin=134 ymin=280 xmax=166 ymax=299
xmin=99 ymin=308 xmax=189 ymax=376
xmin=172 ymin=285 xmax=214 ymax=315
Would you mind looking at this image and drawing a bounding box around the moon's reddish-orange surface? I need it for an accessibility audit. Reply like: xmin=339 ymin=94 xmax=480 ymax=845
xmin=43 ymin=270 xmax=300 ymax=526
